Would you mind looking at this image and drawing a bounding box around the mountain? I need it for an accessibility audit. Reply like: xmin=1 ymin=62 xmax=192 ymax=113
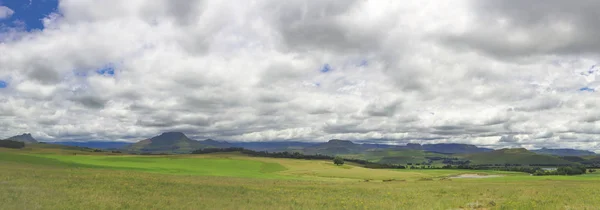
xmin=125 ymin=132 xmax=230 ymax=154
xmin=421 ymin=143 xmax=493 ymax=154
xmin=51 ymin=141 xmax=132 ymax=150
xmin=200 ymin=139 xmax=233 ymax=148
xmin=301 ymin=141 xmax=493 ymax=156
xmin=532 ymin=148 xmax=596 ymax=156
xmin=360 ymin=143 xmax=398 ymax=149
xmin=231 ymin=141 xmax=318 ymax=152
xmin=461 ymin=148 xmax=576 ymax=165
xmin=5 ymin=133 xmax=38 ymax=144
xmin=303 ymin=139 xmax=366 ymax=155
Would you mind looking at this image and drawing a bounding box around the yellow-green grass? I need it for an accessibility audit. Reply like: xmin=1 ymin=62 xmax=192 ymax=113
xmin=2 ymin=148 xmax=600 ymax=209
xmin=0 ymin=149 xmax=518 ymax=181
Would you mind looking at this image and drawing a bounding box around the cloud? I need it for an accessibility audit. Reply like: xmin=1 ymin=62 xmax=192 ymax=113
xmin=0 ymin=0 xmax=599 ymax=151
xmin=0 ymin=6 xmax=14 ymax=19
xmin=439 ymin=0 xmax=600 ymax=59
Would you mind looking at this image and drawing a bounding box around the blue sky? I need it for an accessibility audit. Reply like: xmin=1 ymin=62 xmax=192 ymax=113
xmin=2 ymin=0 xmax=600 ymax=152
xmin=0 ymin=0 xmax=58 ymax=31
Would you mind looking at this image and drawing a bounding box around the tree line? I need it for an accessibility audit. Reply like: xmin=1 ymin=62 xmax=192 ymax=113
xmin=191 ymin=147 xmax=406 ymax=169
xmin=190 ymin=147 xmax=593 ymax=175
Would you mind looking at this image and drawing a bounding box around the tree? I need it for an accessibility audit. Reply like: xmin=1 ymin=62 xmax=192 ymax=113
xmin=333 ymin=156 xmax=345 ymax=166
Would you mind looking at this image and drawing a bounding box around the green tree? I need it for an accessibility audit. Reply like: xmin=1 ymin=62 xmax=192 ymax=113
xmin=333 ymin=156 xmax=345 ymax=166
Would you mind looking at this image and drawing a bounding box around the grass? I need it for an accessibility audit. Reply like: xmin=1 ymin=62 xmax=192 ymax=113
xmin=460 ymin=148 xmax=575 ymax=165
xmin=2 ymin=147 xmax=600 ymax=209
xmin=343 ymin=148 xmax=448 ymax=164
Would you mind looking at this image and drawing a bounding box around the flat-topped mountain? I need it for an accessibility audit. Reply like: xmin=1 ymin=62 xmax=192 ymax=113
xmin=420 ymin=143 xmax=493 ymax=154
xmin=201 ymin=139 xmax=233 ymax=148
xmin=532 ymin=148 xmax=596 ymax=156
xmin=303 ymin=139 xmax=366 ymax=155
xmin=5 ymin=133 xmax=38 ymax=144
xmin=301 ymin=140 xmax=494 ymax=156
xmin=125 ymin=132 xmax=232 ymax=154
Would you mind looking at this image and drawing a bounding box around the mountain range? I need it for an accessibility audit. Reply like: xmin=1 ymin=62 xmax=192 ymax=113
xmin=2 ymin=132 xmax=597 ymax=157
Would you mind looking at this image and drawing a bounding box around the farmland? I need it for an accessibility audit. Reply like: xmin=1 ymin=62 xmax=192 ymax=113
xmin=1 ymin=148 xmax=600 ymax=209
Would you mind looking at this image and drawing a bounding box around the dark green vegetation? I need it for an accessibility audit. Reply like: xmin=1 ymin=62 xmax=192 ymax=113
xmin=532 ymin=166 xmax=588 ymax=176
xmin=333 ymin=156 xmax=344 ymax=165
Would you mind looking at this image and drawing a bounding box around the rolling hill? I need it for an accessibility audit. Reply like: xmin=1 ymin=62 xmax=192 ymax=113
xmin=300 ymin=140 xmax=494 ymax=157
xmin=531 ymin=148 xmax=596 ymax=156
xmin=420 ymin=143 xmax=493 ymax=154
xmin=356 ymin=148 xmax=450 ymax=165
xmin=52 ymin=141 xmax=133 ymax=149
xmin=302 ymin=139 xmax=366 ymax=155
xmin=461 ymin=148 xmax=576 ymax=166
xmin=231 ymin=141 xmax=318 ymax=152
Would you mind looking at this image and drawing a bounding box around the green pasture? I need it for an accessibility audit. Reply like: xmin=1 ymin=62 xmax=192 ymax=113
xmin=2 ymin=148 xmax=600 ymax=209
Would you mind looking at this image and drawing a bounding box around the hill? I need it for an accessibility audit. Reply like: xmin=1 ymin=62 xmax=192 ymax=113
xmin=124 ymin=132 xmax=231 ymax=154
xmin=231 ymin=141 xmax=317 ymax=152
xmin=5 ymin=133 xmax=38 ymax=144
xmin=303 ymin=139 xmax=366 ymax=155
xmin=300 ymin=140 xmax=493 ymax=156
xmin=532 ymin=148 xmax=596 ymax=156
xmin=421 ymin=143 xmax=492 ymax=154
xmin=461 ymin=148 xmax=576 ymax=166
xmin=51 ymin=141 xmax=132 ymax=149
xmin=349 ymin=148 xmax=450 ymax=165
xmin=201 ymin=139 xmax=233 ymax=148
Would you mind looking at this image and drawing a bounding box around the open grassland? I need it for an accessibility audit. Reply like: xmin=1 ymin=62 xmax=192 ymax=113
xmin=2 ymin=148 xmax=600 ymax=209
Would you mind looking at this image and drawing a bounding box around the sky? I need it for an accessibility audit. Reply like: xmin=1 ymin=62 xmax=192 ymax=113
xmin=0 ymin=1 xmax=599 ymax=151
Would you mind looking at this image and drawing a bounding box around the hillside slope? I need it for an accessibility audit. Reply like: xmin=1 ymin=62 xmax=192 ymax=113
xmin=303 ymin=139 xmax=366 ymax=155
xmin=532 ymin=148 xmax=596 ymax=156
xmin=462 ymin=148 xmax=576 ymax=165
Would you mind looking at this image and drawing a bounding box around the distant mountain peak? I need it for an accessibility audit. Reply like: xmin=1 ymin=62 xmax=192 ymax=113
xmin=125 ymin=132 xmax=231 ymax=154
xmin=495 ymin=148 xmax=530 ymax=154
xmin=157 ymin=132 xmax=187 ymax=138
xmin=6 ymin=133 xmax=38 ymax=144
xmin=327 ymin=139 xmax=355 ymax=144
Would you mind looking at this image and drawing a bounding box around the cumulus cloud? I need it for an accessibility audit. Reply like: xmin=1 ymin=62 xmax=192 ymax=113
xmin=0 ymin=6 xmax=14 ymax=19
xmin=0 ymin=0 xmax=599 ymax=152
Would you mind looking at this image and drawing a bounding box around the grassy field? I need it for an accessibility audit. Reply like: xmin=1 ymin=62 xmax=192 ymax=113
xmin=2 ymin=147 xmax=600 ymax=209
xmin=342 ymin=149 xmax=450 ymax=165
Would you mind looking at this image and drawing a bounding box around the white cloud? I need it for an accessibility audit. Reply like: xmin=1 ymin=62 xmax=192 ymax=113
xmin=0 ymin=0 xmax=599 ymax=151
xmin=0 ymin=6 xmax=14 ymax=19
